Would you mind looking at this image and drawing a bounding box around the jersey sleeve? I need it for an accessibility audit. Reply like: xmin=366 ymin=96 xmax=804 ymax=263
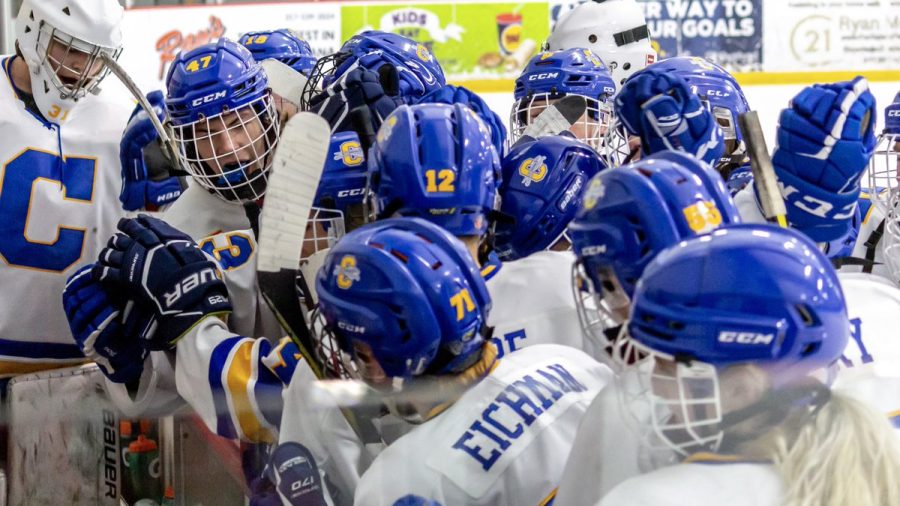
xmin=175 ymin=316 xmax=306 ymax=443
xmin=103 ymin=350 xmax=185 ymax=417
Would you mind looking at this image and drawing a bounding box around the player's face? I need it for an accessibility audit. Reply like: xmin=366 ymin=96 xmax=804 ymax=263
xmin=894 ymin=141 xmax=900 ymax=175
xmin=525 ymin=97 xmax=606 ymax=139
xmin=193 ymin=107 xmax=269 ymax=176
xmin=351 ymin=341 xmax=390 ymax=389
xmin=46 ymin=37 xmax=106 ymax=90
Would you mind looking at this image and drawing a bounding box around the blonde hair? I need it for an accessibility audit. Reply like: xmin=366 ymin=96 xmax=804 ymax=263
xmin=764 ymin=392 xmax=900 ymax=506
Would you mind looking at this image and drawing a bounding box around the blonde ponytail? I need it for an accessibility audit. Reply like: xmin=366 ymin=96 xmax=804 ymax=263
xmin=766 ymin=392 xmax=900 ymax=506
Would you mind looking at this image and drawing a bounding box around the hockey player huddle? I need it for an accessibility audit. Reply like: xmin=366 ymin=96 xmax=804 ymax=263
xmin=3 ymin=0 xmax=900 ymax=504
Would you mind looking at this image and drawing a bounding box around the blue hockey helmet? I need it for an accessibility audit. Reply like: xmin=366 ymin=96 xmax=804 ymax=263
xmin=868 ymin=93 xmax=900 ymax=213
xmin=368 ymin=103 xmax=500 ymax=237
xmin=304 ymin=30 xmax=446 ymax=108
xmin=165 ymin=38 xmax=279 ymax=202
xmin=568 ymin=151 xmax=740 ymax=348
xmin=511 ymin=49 xmax=619 ymax=161
xmin=315 ymin=217 xmax=491 ymax=379
xmin=619 ymin=224 xmax=848 ymax=456
xmin=651 ymin=57 xmax=750 ymax=172
xmin=494 ymin=135 xmax=606 ymax=260
xmin=239 ymin=29 xmax=317 ymax=76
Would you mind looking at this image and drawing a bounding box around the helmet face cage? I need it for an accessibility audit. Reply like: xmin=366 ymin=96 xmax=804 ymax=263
xmin=867 ymin=132 xmax=900 ymax=213
xmin=311 ymin=310 xmax=359 ymax=380
xmin=169 ymin=93 xmax=280 ymax=202
xmin=35 ymin=22 xmax=121 ymax=100
xmin=302 ymin=207 xmax=346 ymax=260
xmin=510 ymin=93 xmax=620 ymax=166
xmin=572 ymin=260 xmax=631 ymax=359
xmin=614 ymin=335 xmax=726 ymax=461
xmin=883 ymin=189 xmax=900 ymax=285
xmin=300 ymin=51 xmax=343 ymax=110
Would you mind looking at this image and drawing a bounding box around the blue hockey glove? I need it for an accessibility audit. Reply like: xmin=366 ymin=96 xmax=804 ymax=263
xmin=767 ymin=76 xmax=877 ymax=241
xmin=63 ymin=265 xmax=152 ymax=383
xmin=615 ymin=70 xmax=724 ymax=167
xmin=92 ymin=215 xmax=232 ymax=351
xmin=249 ymin=443 xmax=329 ymax=506
xmin=416 ymin=84 xmax=508 ymax=156
xmin=119 ymin=90 xmax=186 ymax=211
xmin=309 ymin=66 xmax=404 ymax=134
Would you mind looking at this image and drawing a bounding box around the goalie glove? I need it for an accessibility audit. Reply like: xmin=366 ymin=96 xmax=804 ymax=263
xmin=614 ymin=69 xmax=725 ymax=167
xmin=63 ymin=265 xmax=152 ymax=383
xmin=767 ymin=76 xmax=876 ymax=242
xmin=93 ymin=215 xmax=232 ymax=351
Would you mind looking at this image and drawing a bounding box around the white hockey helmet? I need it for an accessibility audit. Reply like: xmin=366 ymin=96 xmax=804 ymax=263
xmin=544 ymin=0 xmax=656 ymax=88
xmin=15 ymin=0 xmax=124 ymax=123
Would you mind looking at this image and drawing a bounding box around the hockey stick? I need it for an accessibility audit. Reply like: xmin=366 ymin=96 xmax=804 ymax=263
xmin=519 ymin=94 xmax=587 ymax=142
xmin=100 ymin=53 xmax=181 ymax=168
xmin=739 ymin=111 xmax=788 ymax=228
xmin=260 ymin=59 xmax=309 ymax=107
xmin=256 ymin=112 xmax=330 ymax=379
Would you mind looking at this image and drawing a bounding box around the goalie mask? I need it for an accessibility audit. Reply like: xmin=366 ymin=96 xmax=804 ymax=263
xmin=617 ymin=225 xmax=847 ymax=460
xmin=544 ymin=0 xmax=656 ymax=88
xmin=165 ymin=39 xmax=279 ymax=202
xmin=15 ymin=0 xmax=124 ymax=123
xmin=511 ymin=49 xmax=620 ymax=165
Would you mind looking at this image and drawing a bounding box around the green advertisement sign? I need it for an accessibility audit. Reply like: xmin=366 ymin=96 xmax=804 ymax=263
xmin=341 ymin=2 xmax=550 ymax=81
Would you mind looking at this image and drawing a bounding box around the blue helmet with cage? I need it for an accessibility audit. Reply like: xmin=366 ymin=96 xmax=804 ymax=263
xmin=315 ymin=217 xmax=491 ymax=378
xmin=868 ymin=92 xmax=900 ymax=213
xmin=239 ymin=29 xmax=317 ymax=76
xmin=368 ymin=103 xmax=500 ymax=237
xmin=619 ymin=224 xmax=848 ymax=456
xmin=315 ymin=131 xmax=368 ymax=221
xmin=511 ymin=49 xmax=618 ymax=156
xmin=494 ymin=135 xmax=606 ymax=260
xmin=568 ymin=151 xmax=740 ymax=347
xmin=165 ymin=38 xmax=279 ymax=202
xmin=306 ymin=30 xmax=446 ymax=106
xmin=651 ymin=57 xmax=750 ymax=172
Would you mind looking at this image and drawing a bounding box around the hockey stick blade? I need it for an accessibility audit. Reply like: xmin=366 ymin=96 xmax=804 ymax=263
xmin=261 ymin=59 xmax=309 ymax=107
xmin=522 ymin=95 xmax=587 ymax=139
xmin=257 ymin=112 xmax=331 ymax=379
xmin=101 ymin=53 xmax=180 ymax=168
xmin=739 ymin=111 xmax=788 ymax=228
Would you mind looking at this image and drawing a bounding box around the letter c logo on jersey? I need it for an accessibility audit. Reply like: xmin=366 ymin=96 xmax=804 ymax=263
xmin=717 ymin=331 xmax=775 ymax=346
xmin=334 ymin=255 xmax=361 ymax=289
xmin=519 ymin=156 xmax=548 ymax=187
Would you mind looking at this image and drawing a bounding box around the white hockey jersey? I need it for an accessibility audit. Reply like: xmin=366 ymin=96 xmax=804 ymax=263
xmin=353 ymin=345 xmax=612 ymax=506
xmin=161 ymin=182 xmax=251 ymax=239
xmin=551 ymin=375 xmax=652 ymax=506
xmin=0 ymin=56 xmax=132 ymax=376
xmin=598 ymin=459 xmax=782 ymax=506
xmin=836 ymin=272 xmax=900 ymax=428
xmin=485 ymin=251 xmax=588 ymax=357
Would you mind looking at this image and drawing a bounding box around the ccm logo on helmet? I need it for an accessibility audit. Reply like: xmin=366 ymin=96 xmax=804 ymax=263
xmin=717 ymin=331 xmax=775 ymax=345
xmin=528 ymin=72 xmax=559 ymax=81
xmin=191 ymin=90 xmax=227 ymax=107
xmin=888 ymin=110 xmax=900 ymax=118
